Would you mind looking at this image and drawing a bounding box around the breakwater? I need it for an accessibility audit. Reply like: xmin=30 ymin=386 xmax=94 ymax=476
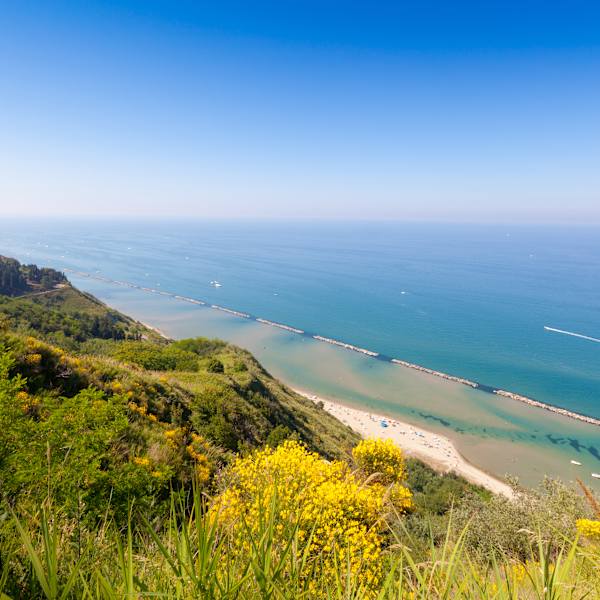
xmin=313 ymin=335 xmax=379 ymax=357
xmin=390 ymin=358 xmax=479 ymax=387
xmin=62 ymin=268 xmax=600 ymax=428
xmin=211 ymin=305 xmax=251 ymax=319
xmin=256 ymin=318 xmax=304 ymax=334
xmin=494 ymin=390 xmax=600 ymax=427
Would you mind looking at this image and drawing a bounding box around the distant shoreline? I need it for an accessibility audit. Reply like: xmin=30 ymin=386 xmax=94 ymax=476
xmin=63 ymin=268 xmax=600 ymax=429
xmin=294 ymin=388 xmax=514 ymax=498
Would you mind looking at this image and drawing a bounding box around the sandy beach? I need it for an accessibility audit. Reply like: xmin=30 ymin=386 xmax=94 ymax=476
xmin=295 ymin=389 xmax=514 ymax=498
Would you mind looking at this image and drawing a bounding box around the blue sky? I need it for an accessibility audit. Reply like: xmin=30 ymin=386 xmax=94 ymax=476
xmin=1 ymin=1 xmax=599 ymax=221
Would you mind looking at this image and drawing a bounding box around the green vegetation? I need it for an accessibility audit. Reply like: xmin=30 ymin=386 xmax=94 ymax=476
xmin=0 ymin=255 xmax=66 ymax=296
xmin=0 ymin=258 xmax=598 ymax=598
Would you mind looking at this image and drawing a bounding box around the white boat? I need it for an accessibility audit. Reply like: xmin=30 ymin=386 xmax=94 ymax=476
xmin=210 ymin=280 xmax=223 ymax=287
xmin=592 ymin=473 xmax=600 ymax=479
xmin=570 ymin=460 xmax=582 ymax=466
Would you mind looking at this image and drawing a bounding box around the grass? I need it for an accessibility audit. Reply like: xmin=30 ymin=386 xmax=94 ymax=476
xmin=3 ymin=485 xmax=599 ymax=599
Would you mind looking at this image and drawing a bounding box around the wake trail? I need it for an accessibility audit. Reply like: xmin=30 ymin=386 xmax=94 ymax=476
xmin=544 ymin=326 xmax=600 ymax=344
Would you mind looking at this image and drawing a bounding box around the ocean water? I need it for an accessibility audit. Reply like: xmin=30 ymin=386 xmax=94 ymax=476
xmin=1 ymin=218 xmax=599 ymax=488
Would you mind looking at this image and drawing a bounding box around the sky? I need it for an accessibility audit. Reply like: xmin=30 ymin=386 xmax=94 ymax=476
xmin=1 ymin=1 xmax=599 ymax=222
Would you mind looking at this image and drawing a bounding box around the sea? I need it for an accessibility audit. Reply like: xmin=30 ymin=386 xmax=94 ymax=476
xmin=1 ymin=218 xmax=599 ymax=489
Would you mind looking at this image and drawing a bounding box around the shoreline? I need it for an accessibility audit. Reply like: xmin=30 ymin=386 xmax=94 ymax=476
xmin=62 ymin=268 xmax=600 ymax=429
xmin=294 ymin=388 xmax=514 ymax=498
xmin=140 ymin=321 xmax=170 ymax=340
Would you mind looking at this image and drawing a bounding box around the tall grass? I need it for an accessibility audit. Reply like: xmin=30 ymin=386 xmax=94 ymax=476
xmin=2 ymin=485 xmax=599 ymax=599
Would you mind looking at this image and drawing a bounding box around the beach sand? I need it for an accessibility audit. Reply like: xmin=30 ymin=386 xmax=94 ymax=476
xmin=295 ymin=389 xmax=514 ymax=498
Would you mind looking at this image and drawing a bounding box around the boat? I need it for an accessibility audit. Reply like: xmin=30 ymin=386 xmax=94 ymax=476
xmin=380 ymin=420 xmax=389 ymax=428
xmin=592 ymin=473 xmax=600 ymax=479
xmin=570 ymin=460 xmax=582 ymax=466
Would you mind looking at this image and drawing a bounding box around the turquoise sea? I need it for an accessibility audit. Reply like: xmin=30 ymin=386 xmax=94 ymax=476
xmin=1 ymin=218 xmax=599 ymax=489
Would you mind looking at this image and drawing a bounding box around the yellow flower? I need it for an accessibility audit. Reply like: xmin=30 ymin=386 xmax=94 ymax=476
xmin=577 ymin=518 xmax=600 ymax=540
xmin=17 ymin=390 xmax=40 ymax=414
xmin=388 ymin=481 xmax=413 ymax=513
xmin=210 ymin=440 xmax=411 ymax=595
xmin=511 ymin=562 xmax=527 ymax=583
xmin=24 ymin=353 xmax=42 ymax=366
xmin=352 ymin=438 xmax=408 ymax=484
xmin=25 ymin=336 xmax=40 ymax=349
xmin=133 ymin=456 xmax=150 ymax=467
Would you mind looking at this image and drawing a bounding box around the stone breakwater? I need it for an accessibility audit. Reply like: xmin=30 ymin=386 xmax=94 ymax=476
xmin=494 ymin=390 xmax=600 ymax=427
xmin=256 ymin=318 xmax=304 ymax=334
xmin=390 ymin=358 xmax=479 ymax=387
xmin=313 ymin=335 xmax=379 ymax=357
xmin=61 ymin=268 xmax=600 ymax=429
xmin=211 ymin=305 xmax=251 ymax=319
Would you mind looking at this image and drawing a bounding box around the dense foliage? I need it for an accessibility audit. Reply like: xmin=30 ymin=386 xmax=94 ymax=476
xmin=0 ymin=292 xmax=138 ymax=344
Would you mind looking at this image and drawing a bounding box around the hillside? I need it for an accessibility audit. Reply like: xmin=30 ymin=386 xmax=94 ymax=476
xmin=0 ymin=257 xmax=599 ymax=599
xmin=0 ymin=255 xmax=67 ymax=296
xmin=0 ymin=258 xmax=360 ymax=519
xmin=0 ymin=283 xmax=155 ymax=347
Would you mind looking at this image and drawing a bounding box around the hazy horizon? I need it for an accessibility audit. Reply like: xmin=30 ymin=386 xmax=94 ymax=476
xmin=1 ymin=1 xmax=599 ymax=222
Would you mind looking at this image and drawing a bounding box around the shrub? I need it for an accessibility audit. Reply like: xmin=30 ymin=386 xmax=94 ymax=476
xmin=113 ymin=341 xmax=199 ymax=371
xmin=451 ymin=477 xmax=590 ymax=561
xmin=173 ymin=337 xmax=226 ymax=357
xmin=211 ymin=440 xmax=413 ymax=595
xmin=206 ymin=358 xmax=224 ymax=373
xmin=232 ymin=360 xmax=247 ymax=372
xmin=265 ymin=424 xmax=294 ymax=447
xmin=352 ymin=437 xmax=407 ymax=484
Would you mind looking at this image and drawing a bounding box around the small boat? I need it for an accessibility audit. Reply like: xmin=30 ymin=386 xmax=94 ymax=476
xmin=570 ymin=460 xmax=582 ymax=466
xmin=592 ymin=473 xmax=600 ymax=479
xmin=380 ymin=420 xmax=389 ymax=428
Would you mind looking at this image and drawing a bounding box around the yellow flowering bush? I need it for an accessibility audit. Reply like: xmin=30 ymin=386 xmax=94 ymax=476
xmin=352 ymin=437 xmax=407 ymax=484
xmin=387 ymin=479 xmax=414 ymax=513
xmin=211 ymin=440 xmax=412 ymax=594
xmin=186 ymin=433 xmax=212 ymax=484
xmin=164 ymin=427 xmax=183 ymax=448
xmin=24 ymin=353 xmax=42 ymax=366
xmin=577 ymin=519 xmax=600 ymax=541
xmin=16 ymin=390 xmax=40 ymax=415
